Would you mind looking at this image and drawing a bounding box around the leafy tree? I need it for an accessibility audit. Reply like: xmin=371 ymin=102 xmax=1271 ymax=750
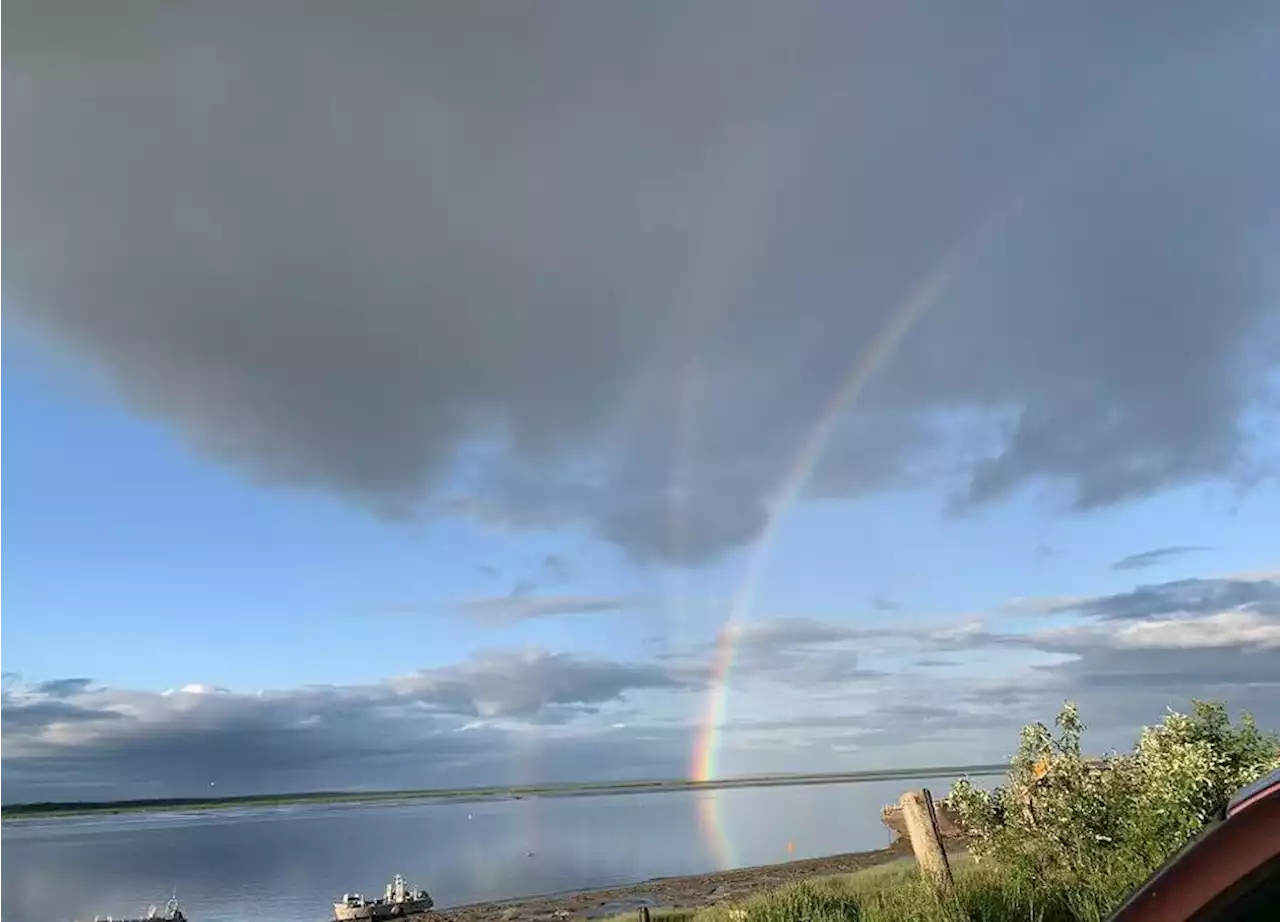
xmin=949 ymin=700 xmax=1279 ymax=916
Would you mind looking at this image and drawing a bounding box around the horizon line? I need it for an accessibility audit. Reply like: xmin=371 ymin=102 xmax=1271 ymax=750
xmin=2 ymin=762 xmax=1011 ymax=814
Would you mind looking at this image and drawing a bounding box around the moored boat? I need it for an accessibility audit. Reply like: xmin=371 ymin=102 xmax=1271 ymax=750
xmin=334 ymin=874 xmax=433 ymax=920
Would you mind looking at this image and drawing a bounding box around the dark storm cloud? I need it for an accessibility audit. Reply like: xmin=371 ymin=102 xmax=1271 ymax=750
xmin=6 ymin=2 xmax=1279 ymax=563
xmin=1111 ymin=545 xmax=1212 ymax=571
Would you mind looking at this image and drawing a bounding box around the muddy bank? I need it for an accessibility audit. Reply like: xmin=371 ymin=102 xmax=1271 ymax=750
xmin=427 ymin=845 xmax=922 ymax=922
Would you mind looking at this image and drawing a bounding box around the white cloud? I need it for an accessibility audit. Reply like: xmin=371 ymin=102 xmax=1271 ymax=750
xmin=1112 ymin=611 xmax=1280 ymax=649
xmin=6 ymin=573 xmax=1280 ymax=801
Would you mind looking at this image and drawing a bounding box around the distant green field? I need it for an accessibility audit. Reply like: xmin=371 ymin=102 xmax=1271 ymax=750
xmin=1 ymin=763 xmax=1006 ymax=819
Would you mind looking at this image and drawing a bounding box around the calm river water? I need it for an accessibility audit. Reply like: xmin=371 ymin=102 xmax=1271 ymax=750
xmin=3 ymin=776 xmax=961 ymax=922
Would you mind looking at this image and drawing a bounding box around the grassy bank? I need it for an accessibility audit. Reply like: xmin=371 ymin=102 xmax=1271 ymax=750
xmin=594 ymin=854 xmax=1129 ymax=922
xmin=635 ymin=855 xmax=1137 ymax=922
xmin=2 ymin=763 xmax=1007 ymax=819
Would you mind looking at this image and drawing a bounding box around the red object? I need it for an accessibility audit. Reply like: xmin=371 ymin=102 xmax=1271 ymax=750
xmin=1107 ymin=768 xmax=1280 ymax=922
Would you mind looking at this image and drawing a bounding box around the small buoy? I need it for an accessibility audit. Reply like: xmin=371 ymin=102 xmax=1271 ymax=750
xmin=526 ymin=851 xmax=535 ymax=858
xmin=786 ymin=840 xmax=795 ymax=854
xmin=467 ymin=813 xmax=473 ymax=820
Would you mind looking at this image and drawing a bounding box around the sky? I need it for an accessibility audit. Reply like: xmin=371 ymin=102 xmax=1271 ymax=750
xmin=3 ymin=0 xmax=1280 ymax=803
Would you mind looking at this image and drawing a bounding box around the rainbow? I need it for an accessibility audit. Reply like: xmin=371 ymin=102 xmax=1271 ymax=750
xmin=682 ymin=36 xmax=1245 ymax=880
xmin=695 ymin=789 xmax=736 ymax=869
xmin=688 ymin=168 xmax=1059 ymax=783
xmin=681 ymin=40 xmax=1185 ymax=782
xmin=689 ymin=263 xmax=951 ymax=782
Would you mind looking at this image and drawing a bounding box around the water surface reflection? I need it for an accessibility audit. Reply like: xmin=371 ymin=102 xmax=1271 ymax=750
xmin=3 ymin=778 xmax=950 ymax=922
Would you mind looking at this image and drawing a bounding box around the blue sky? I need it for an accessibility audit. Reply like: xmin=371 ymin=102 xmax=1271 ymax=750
xmin=4 ymin=1 xmax=1280 ymax=801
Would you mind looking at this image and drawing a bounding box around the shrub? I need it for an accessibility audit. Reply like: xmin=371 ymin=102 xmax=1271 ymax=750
xmin=949 ymin=700 xmax=1280 ymax=916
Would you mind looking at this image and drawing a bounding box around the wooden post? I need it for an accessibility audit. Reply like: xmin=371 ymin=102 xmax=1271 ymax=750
xmin=898 ymin=789 xmax=955 ymax=896
xmin=638 ymin=906 xmax=651 ymax=922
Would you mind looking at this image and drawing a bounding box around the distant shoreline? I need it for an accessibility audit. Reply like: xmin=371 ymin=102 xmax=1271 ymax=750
xmin=1 ymin=763 xmax=1006 ymax=820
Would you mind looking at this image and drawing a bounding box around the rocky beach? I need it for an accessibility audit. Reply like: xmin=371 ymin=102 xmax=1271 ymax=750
xmin=429 ymin=846 xmax=922 ymax=922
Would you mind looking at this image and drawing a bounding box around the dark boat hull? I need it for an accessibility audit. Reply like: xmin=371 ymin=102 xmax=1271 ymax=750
xmin=333 ymin=898 xmax=433 ymax=920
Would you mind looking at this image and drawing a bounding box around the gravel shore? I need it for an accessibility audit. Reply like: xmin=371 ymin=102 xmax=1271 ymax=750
xmin=428 ymin=846 xmax=912 ymax=922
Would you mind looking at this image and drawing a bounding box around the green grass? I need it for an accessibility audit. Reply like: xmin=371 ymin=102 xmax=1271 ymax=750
xmin=604 ymin=855 xmax=1150 ymax=922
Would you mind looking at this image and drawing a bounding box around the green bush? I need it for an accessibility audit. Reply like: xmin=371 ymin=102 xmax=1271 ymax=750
xmin=949 ymin=700 xmax=1280 ymax=917
xmin=685 ymin=701 xmax=1276 ymax=922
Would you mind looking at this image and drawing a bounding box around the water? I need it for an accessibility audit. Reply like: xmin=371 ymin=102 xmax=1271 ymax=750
xmin=2 ymin=777 xmax=957 ymax=922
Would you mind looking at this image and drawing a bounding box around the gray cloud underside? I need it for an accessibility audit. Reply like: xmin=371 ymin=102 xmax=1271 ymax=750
xmin=2 ymin=648 xmax=700 ymax=800
xmin=362 ymin=593 xmax=628 ymax=623
xmin=1049 ymin=576 xmax=1280 ymax=620
xmin=1111 ymin=546 xmax=1212 ymax=571
xmin=31 ymin=677 xmax=95 ymax=698
xmin=455 ymin=595 xmax=630 ymax=624
xmin=922 ymin=576 xmax=1280 ymax=750
xmin=690 ymin=577 xmax=1280 ymax=755
xmin=6 ymin=2 xmax=1280 ymax=563
xmin=7 ymin=573 xmax=1277 ymax=801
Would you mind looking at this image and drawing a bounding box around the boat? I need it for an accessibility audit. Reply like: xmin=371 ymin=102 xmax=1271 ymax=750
xmin=333 ymin=874 xmax=434 ymax=920
xmin=84 ymin=897 xmax=188 ymax=921
xmin=880 ymin=797 xmax=966 ymax=847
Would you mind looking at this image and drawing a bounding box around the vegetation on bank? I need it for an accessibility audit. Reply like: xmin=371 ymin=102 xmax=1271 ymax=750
xmin=672 ymin=701 xmax=1280 ymax=922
